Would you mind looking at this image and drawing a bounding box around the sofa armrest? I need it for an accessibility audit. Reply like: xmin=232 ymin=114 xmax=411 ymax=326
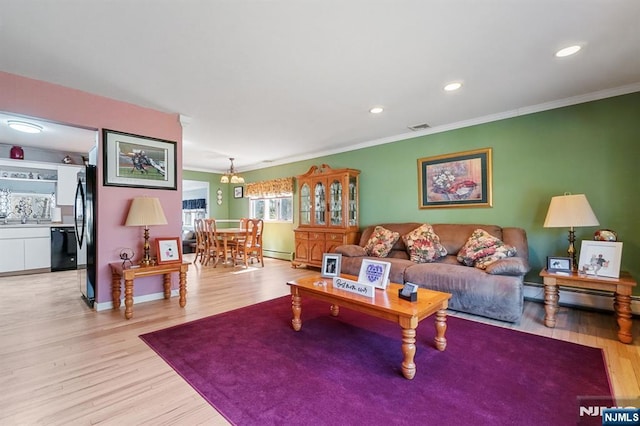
xmin=484 ymin=257 xmax=530 ymax=276
xmin=334 ymin=245 xmax=367 ymax=257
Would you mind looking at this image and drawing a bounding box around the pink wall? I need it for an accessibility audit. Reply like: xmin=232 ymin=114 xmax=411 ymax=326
xmin=0 ymin=71 xmax=183 ymax=305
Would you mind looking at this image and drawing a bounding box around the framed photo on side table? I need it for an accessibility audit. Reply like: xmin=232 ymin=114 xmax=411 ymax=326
xmin=357 ymin=259 xmax=391 ymax=289
xmin=546 ymin=256 xmax=572 ymax=273
xmin=321 ymin=253 xmax=342 ymax=278
xmin=155 ymin=237 xmax=183 ymax=264
xmin=578 ymin=240 xmax=623 ymax=278
xmin=103 ymin=129 xmax=177 ymax=190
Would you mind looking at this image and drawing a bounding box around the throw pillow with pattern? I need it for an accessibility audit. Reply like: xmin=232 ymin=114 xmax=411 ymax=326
xmin=364 ymin=226 xmax=400 ymax=257
xmin=456 ymin=228 xmax=517 ymax=268
xmin=402 ymin=224 xmax=447 ymax=263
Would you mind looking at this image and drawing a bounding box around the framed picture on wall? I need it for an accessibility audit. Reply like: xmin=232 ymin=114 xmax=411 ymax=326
xmin=103 ymin=129 xmax=177 ymax=190
xmin=234 ymin=186 xmax=244 ymax=198
xmin=417 ymin=147 xmax=492 ymax=209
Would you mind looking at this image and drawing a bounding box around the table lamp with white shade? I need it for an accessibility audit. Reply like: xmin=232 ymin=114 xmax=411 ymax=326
xmin=125 ymin=196 xmax=167 ymax=267
xmin=543 ymin=193 xmax=599 ymax=271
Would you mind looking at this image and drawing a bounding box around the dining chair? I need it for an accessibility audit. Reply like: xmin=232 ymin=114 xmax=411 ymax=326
xmin=236 ymin=218 xmax=264 ymax=267
xmin=204 ymin=218 xmax=227 ymax=267
xmin=193 ymin=219 xmax=208 ymax=264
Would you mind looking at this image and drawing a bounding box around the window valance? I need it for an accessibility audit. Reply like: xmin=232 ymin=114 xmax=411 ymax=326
xmin=182 ymin=198 xmax=207 ymax=210
xmin=246 ymin=177 xmax=293 ymax=199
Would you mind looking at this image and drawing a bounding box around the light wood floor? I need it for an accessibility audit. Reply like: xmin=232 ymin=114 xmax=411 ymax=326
xmin=1 ymin=254 xmax=638 ymax=425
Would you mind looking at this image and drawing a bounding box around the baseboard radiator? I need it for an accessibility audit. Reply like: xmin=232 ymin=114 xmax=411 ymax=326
xmin=523 ymin=281 xmax=640 ymax=316
xmin=262 ymin=249 xmax=294 ymax=261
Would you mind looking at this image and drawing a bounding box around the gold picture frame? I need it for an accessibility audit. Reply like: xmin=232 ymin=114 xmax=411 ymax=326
xmin=418 ymin=147 xmax=492 ymax=209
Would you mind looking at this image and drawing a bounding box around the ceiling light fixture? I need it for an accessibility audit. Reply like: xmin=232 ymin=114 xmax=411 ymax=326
xmin=369 ymin=106 xmax=384 ymax=114
xmin=444 ymin=82 xmax=463 ymax=92
xmin=7 ymin=120 xmax=43 ymax=134
xmin=220 ymin=158 xmax=245 ymax=184
xmin=555 ymin=45 xmax=581 ymax=58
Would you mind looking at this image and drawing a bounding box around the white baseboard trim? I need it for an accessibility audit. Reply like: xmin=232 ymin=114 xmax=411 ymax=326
xmin=95 ymin=288 xmax=179 ymax=312
xmin=524 ymin=281 xmax=640 ymax=315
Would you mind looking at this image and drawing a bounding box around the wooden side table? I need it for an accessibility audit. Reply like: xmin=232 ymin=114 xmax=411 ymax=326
xmin=109 ymin=262 xmax=189 ymax=319
xmin=539 ymin=268 xmax=636 ymax=344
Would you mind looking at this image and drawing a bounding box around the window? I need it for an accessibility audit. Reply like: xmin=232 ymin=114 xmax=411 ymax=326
xmin=250 ymin=196 xmax=293 ymax=222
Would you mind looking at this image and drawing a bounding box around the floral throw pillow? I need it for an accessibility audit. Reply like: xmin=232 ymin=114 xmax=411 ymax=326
xmin=402 ymin=224 xmax=447 ymax=263
xmin=456 ymin=228 xmax=517 ymax=268
xmin=364 ymin=226 xmax=400 ymax=257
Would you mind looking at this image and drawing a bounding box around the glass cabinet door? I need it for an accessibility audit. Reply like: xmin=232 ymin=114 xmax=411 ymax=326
xmin=348 ymin=176 xmax=357 ymax=226
xmin=314 ymin=181 xmax=326 ymax=225
xmin=300 ymin=183 xmax=311 ymax=225
xmin=329 ymin=179 xmax=343 ymax=226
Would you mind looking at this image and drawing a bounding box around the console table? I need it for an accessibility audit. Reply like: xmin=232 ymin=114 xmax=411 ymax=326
xmin=539 ymin=268 xmax=636 ymax=344
xmin=109 ymin=262 xmax=189 ymax=319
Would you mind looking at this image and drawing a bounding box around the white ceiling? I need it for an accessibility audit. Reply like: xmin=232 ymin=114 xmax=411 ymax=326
xmin=1 ymin=1 xmax=639 ymax=173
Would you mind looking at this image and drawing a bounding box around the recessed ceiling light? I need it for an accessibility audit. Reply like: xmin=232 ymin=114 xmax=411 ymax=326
xmin=7 ymin=120 xmax=43 ymax=133
xmin=444 ymin=82 xmax=462 ymax=92
xmin=369 ymin=107 xmax=384 ymax=114
xmin=555 ymin=45 xmax=581 ymax=58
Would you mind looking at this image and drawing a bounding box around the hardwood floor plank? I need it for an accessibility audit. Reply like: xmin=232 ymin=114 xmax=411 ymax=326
xmin=0 ymin=254 xmax=637 ymax=425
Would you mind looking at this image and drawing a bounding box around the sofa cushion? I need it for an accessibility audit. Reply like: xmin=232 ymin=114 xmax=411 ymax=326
xmin=364 ymin=226 xmax=400 ymax=257
xmin=335 ymin=245 xmax=367 ymax=257
xmin=402 ymin=224 xmax=447 ymax=263
xmin=457 ymin=228 xmax=516 ymax=267
xmin=484 ymin=257 xmax=530 ymax=276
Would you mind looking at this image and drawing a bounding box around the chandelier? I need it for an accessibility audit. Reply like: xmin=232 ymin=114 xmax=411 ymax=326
xmin=220 ymin=158 xmax=245 ymax=184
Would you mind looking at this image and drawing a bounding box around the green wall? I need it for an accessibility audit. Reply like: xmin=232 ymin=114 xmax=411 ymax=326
xmin=186 ymin=92 xmax=640 ymax=294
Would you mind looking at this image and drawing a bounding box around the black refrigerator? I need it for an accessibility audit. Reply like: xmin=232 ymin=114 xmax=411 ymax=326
xmin=75 ymin=165 xmax=96 ymax=308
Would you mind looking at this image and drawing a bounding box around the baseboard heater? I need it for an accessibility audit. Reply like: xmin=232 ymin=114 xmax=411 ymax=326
xmin=262 ymin=250 xmax=294 ymax=261
xmin=523 ymin=281 xmax=639 ymax=316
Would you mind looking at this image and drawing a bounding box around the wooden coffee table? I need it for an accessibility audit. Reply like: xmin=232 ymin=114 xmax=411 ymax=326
xmin=287 ymin=275 xmax=451 ymax=379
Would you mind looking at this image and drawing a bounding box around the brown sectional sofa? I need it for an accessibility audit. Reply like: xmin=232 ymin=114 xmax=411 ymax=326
xmin=335 ymin=223 xmax=530 ymax=323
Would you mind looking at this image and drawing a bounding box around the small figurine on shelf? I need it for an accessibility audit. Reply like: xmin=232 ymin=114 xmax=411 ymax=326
xmin=10 ymin=146 xmax=24 ymax=160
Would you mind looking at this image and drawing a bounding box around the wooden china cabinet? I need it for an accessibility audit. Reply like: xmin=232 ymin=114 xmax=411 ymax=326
xmin=292 ymin=164 xmax=360 ymax=268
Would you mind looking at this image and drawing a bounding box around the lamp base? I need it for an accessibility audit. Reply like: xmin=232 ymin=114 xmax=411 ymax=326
xmin=567 ymin=228 xmax=577 ymax=271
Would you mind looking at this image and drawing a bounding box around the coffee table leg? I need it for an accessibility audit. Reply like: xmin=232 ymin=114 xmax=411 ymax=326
xmin=434 ymin=309 xmax=447 ymax=351
xmin=330 ymin=304 xmax=339 ymax=317
xmin=291 ymin=292 xmax=302 ymax=331
xmin=401 ymin=327 xmax=417 ymax=380
xmin=614 ymin=292 xmax=633 ymax=344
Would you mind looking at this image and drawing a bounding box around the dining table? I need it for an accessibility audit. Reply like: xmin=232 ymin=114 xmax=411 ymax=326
xmin=215 ymin=227 xmax=246 ymax=266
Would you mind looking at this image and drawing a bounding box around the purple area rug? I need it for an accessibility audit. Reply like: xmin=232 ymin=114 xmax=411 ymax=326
xmin=140 ymin=296 xmax=612 ymax=425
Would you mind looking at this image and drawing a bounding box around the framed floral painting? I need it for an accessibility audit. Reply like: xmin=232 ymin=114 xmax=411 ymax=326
xmin=417 ymin=147 xmax=492 ymax=209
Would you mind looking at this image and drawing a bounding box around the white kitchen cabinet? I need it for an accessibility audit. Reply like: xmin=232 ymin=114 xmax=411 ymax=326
xmin=25 ymin=235 xmax=51 ymax=270
xmin=56 ymin=165 xmax=82 ymax=206
xmin=0 ymin=238 xmax=25 ymax=273
xmin=0 ymin=227 xmax=51 ymax=273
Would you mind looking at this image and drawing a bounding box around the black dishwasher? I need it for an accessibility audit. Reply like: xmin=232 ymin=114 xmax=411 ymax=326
xmin=51 ymin=227 xmax=77 ymax=271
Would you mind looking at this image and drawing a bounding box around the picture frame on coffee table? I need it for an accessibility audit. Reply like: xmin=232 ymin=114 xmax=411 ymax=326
xmin=357 ymin=259 xmax=391 ymax=290
xmin=321 ymin=253 xmax=342 ymax=278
